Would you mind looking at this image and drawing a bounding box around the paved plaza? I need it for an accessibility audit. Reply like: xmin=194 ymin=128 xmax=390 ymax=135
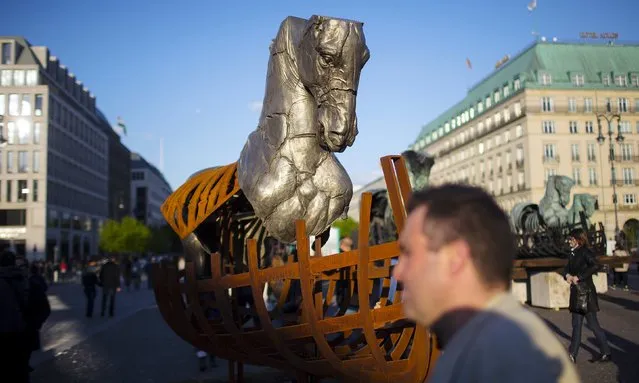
xmin=30 ymin=273 xmax=639 ymax=383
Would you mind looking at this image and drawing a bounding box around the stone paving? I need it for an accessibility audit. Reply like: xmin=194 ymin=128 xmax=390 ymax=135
xmin=30 ymin=272 xmax=639 ymax=382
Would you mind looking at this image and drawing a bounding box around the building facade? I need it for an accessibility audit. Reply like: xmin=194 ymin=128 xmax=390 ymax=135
xmin=412 ymin=41 xmax=639 ymax=245
xmin=130 ymin=152 xmax=172 ymax=227
xmin=97 ymin=109 xmax=131 ymax=221
xmin=0 ymin=36 xmax=109 ymax=261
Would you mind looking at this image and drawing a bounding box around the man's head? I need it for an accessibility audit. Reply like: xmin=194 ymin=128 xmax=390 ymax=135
xmin=392 ymin=184 xmax=515 ymax=327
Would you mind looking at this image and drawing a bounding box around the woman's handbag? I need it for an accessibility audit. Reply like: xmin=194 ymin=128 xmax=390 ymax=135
xmin=570 ymin=282 xmax=590 ymax=314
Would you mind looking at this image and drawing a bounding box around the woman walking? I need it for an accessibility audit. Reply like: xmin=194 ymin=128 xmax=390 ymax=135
xmin=564 ymin=228 xmax=611 ymax=364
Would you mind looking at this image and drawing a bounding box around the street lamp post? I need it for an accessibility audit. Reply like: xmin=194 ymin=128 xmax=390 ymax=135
xmin=596 ymin=111 xmax=624 ymax=241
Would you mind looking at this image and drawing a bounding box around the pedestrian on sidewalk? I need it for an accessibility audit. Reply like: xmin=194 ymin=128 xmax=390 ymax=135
xmin=564 ymin=228 xmax=612 ymax=364
xmin=611 ymin=242 xmax=630 ymax=291
xmin=82 ymin=264 xmax=99 ymax=318
xmin=392 ymin=184 xmax=579 ymax=383
xmin=99 ymin=256 xmax=121 ymax=317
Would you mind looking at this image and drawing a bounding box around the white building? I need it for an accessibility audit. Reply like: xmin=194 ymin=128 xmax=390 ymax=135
xmin=130 ymin=152 xmax=172 ymax=227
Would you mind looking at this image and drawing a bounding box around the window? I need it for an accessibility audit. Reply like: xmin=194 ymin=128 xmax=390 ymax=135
xmin=6 ymin=180 xmax=11 ymax=202
xmin=34 ymin=94 xmax=43 ymax=116
xmin=542 ymin=121 xmax=555 ymax=134
xmin=485 ymin=96 xmax=492 ymax=108
xmin=605 ymin=98 xmax=612 ymax=112
xmin=494 ymin=90 xmax=500 ymax=103
xmin=602 ymin=73 xmax=611 ymax=86
xmin=1 ymin=70 xmax=11 ymax=86
xmin=514 ymin=77 xmax=521 ymax=90
xmin=618 ymin=98 xmax=628 ymax=113
xmin=585 ymin=121 xmax=594 ymax=134
xmin=568 ymin=98 xmax=577 ymax=112
xmin=17 ymin=151 xmax=27 ymax=173
xmin=32 ymin=151 xmax=39 ymax=173
xmin=9 ymin=94 xmax=19 ymax=116
xmin=587 ymin=143 xmax=597 ymax=161
xmin=541 ymin=97 xmax=554 ymax=112
xmin=20 ymin=95 xmax=31 ymax=116
xmin=544 ymin=144 xmax=556 ymax=159
xmin=632 ymin=74 xmax=639 ymax=87
xmin=545 ymin=168 xmax=557 ymax=181
xmin=584 ymin=98 xmax=593 ymax=113
xmin=573 ymin=168 xmax=582 ymax=185
xmin=477 ymin=101 xmax=484 ymax=113
xmin=17 ymin=180 xmax=28 ymax=202
xmin=569 ymin=121 xmax=578 ymax=134
xmin=623 ymin=194 xmax=637 ymax=204
xmin=494 ymin=112 xmax=501 ymax=126
xmin=33 ymin=123 xmax=41 ymax=144
xmin=514 ymin=102 xmax=521 ymax=116
xmin=620 ymin=121 xmax=631 ymax=134
xmin=622 ymin=168 xmax=634 ymax=184
xmin=615 ymin=74 xmax=627 ymax=87
xmin=7 ymin=122 xmax=16 ymax=144
xmin=589 ymin=168 xmax=598 ymax=185
xmin=6 ymin=151 xmax=14 ymax=173
xmin=503 ymin=108 xmax=510 ymax=122
xmin=571 ymin=73 xmax=584 ymax=86
xmin=503 ymin=84 xmax=510 ymax=98
xmin=621 ymin=144 xmax=633 ymax=160
xmin=32 ymin=180 xmax=38 ymax=202
xmin=26 ymin=70 xmax=38 ymax=86
xmin=516 ymin=146 xmax=524 ymax=162
xmin=469 ymin=107 xmax=475 ymax=119
xmin=571 ymin=144 xmax=580 ymax=161
xmin=13 ymin=70 xmax=25 ymax=86
xmin=540 ymin=73 xmax=552 ymax=85
xmin=504 ymin=130 xmax=511 ymax=143
xmin=1 ymin=43 xmax=11 ymax=65
xmin=515 ymin=125 xmax=523 ymax=137
xmin=17 ymin=120 xmax=29 ymax=144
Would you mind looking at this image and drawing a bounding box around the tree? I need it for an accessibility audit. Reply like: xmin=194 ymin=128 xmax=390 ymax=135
xmin=331 ymin=217 xmax=359 ymax=239
xmin=99 ymin=217 xmax=151 ymax=254
xmin=148 ymin=224 xmax=180 ymax=253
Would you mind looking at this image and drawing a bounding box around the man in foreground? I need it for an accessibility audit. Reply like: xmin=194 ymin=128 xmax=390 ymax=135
xmin=392 ymin=184 xmax=580 ymax=382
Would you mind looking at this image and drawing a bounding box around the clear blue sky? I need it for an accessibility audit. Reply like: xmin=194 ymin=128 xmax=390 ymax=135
xmin=5 ymin=0 xmax=639 ymax=190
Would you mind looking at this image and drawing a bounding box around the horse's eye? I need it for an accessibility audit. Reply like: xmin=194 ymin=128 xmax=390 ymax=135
xmin=320 ymin=54 xmax=333 ymax=66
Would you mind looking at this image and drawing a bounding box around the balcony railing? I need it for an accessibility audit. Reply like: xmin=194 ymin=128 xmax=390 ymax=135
xmin=526 ymin=103 xmax=637 ymax=114
xmin=543 ymin=155 xmax=560 ymax=163
xmin=610 ymin=179 xmax=639 ymax=186
xmin=614 ymin=155 xmax=639 ymax=162
xmin=571 ymin=155 xmax=580 ymax=162
xmin=516 ymin=159 xmax=525 ymax=169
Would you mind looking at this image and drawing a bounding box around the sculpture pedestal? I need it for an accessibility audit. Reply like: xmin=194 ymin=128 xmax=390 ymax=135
xmin=529 ymin=272 xmax=570 ymax=309
xmin=511 ymin=280 xmax=528 ymax=304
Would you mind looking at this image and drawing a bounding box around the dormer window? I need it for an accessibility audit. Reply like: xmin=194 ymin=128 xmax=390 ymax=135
xmin=631 ymin=74 xmax=639 ymax=87
xmin=615 ymin=74 xmax=627 ymax=87
xmin=539 ymin=72 xmax=552 ymax=85
xmin=571 ymin=73 xmax=584 ymax=86
xmin=485 ymin=96 xmax=492 ymax=108
xmin=514 ymin=77 xmax=521 ymax=91
xmin=602 ymin=73 xmax=611 ymax=86
xmin=1 ymin=42 xmax=11 ymax=65
xmin=494 ymin=90 xmax=501 ymax=103
xmin=503 ymin=84 xmax=510 ymax=97
xmin=477 ymin=101 xmax=484 ymax=113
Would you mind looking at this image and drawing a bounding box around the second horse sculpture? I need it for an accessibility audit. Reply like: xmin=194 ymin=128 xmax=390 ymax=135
xmin=162 ymin=15 xmax=370 ymax=270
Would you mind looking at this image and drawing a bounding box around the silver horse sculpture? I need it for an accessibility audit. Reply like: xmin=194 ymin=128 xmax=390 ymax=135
xmin=162 ymin=15 xmax=370 ymax=275
xmin=510 ymin=175 xmax=575 ymax=233
xmin=238 ymin=15 xmax=370 ymax=243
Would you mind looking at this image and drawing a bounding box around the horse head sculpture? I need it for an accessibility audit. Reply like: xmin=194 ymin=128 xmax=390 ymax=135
xmin=238 ymin=15 xmax=370 ymax=242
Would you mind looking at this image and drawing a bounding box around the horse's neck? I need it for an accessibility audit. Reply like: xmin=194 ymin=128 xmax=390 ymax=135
xmin=257 ymin=27 xmax=322 ymax=167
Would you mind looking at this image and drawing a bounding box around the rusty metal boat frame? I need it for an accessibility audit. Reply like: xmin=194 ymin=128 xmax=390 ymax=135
xmin=152 ymin=155 xmax=439 ymax=382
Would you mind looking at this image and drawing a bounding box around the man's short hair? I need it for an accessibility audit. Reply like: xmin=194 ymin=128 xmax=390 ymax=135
xmin=407 ymin=184 xmax=515 ymax=288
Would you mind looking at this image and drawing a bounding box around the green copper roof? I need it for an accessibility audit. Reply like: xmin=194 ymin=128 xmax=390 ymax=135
xmin=413 ymin=41 xmax=639 ymax=148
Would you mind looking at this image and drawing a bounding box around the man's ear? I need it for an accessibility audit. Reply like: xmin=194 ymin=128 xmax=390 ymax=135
xmin=439 ymin=240 xmax=472 ymax=276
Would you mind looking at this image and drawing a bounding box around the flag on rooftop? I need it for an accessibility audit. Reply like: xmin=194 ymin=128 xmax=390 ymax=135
xmin=527 ymin=0 xmax=537 ymax=11
xmin=116 ymin=116 xmax=127 ymax=136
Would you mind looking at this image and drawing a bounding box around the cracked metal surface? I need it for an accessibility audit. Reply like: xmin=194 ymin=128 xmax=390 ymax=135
xmin=238 ymin=15 xmax=370 ymax=243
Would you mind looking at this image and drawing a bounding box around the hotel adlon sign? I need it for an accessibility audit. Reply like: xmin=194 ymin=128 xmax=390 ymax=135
xmin=0 ymin=227 xmax=27 ymax=239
